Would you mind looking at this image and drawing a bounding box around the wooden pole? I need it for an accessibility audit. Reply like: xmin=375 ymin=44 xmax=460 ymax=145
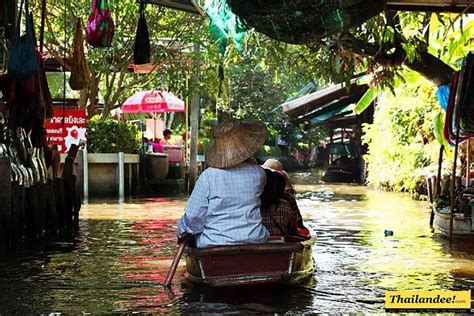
xmin=466 ymin=138 xmax=471 ymax=186
xmin=118 ymin=152 xmax=124 ymax=202
xmin=188 ymin=41 xmax=200 ymax=193
xmin=427 ymin=177 xmax=433 ymax=204
xmin=164 ymin=241 xmax=187 ymax=287
xmin=6 ymin=0 xmax=16 ymax=41
xmin=185 ymin=78 xmax=190 ymax=192
xmin=436 ymin=145 xmax=444 ymax=196
xmin=431 ymin=145 xmax=444 ymax=226
xmin=449 ymin=127 xmax=461 ymax=242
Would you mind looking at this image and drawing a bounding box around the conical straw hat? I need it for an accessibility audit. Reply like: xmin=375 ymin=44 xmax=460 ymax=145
xmin=206 ymin=119 xmax=268 ymax=169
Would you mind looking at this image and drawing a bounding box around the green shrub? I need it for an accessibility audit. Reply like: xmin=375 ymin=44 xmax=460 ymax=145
xmin=87 ymin=118 xmax=140 ymax=154
xmin=363 ymin=72 xmax=442 ymax=194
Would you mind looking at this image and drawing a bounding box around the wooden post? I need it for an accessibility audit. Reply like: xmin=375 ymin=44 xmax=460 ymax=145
xmin=5 ymin=0 xmax=16 ymax=41
xmin=449 ymin=127 xmax=461 ymax=242
xmin=436 ymin=145 xmax=444 ymax=197
xmin=188 ymin=41 xmax=200 ymax=194
xmin=118 ymin=152 xmax=124 ymax=202
xmin=83 ymin=146 xmax=89 ymax=202
xmin=426 ymin=177 xmax=433 ymax=204
xmin=466 ymin=138 xmax=471 ymax=186
xmin=184 ymin=78 xmax=190 ymax=192
xmin=431 ymin=145 xmax=444 ymax=226
xmin=0 ymin=157 xmax=12 ymax=252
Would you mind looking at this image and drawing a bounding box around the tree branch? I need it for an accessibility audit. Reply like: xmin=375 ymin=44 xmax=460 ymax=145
xmin=342 ymin=34 xmax=454 ymax=85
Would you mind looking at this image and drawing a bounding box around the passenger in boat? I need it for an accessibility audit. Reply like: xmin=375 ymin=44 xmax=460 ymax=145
xmin=177 ymin=119 xmax=270 ymax=248
xmin=260 ymin=169 xmax=299 ymax=236
xmin=262 ymin=159 xmax=312 ymax=239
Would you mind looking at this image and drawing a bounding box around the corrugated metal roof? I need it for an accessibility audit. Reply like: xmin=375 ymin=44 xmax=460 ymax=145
xmin=282 ymin=78 xmax=368 ymax=121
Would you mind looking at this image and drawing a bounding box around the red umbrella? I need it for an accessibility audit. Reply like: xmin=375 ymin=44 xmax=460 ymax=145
xmin=121 ymin=90 xmax=185 ymax=113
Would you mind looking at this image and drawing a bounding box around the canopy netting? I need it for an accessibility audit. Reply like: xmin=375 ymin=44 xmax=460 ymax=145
xmin=204 ymin=0 xmax=249 ymax=53
xmin=206 ymin=0 xmax=384 ymax=45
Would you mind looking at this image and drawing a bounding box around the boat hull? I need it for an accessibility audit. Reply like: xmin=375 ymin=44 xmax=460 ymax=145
xmin=433 ymin=208 xmax=474 ymax=237
xmin=322 ymin=168 xmax=356 ymax=183
xmin=185 ymin=240 xmax=315 ymax=287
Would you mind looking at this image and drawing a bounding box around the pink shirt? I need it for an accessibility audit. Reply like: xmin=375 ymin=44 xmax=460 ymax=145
xmin=152 ymin=142 xmax=164 ymax=153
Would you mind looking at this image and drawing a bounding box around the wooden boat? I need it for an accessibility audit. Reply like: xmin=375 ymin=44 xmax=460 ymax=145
xmin=322 ymin=143 xmax=363 ymax=183
xmin=433 ymin=207 xmax=474 ymax=238
xmin=184 ymin=238 xmax=315 ymax=287
xmin=322 ymin=166 xmax=358 ymax=183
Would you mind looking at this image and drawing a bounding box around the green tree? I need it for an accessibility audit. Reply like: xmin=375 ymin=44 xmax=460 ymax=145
xmin=362 ymin=72 xmax=441 ymax=194
xmin=31 ymin=0 xmax=212 ymax=120
xmin=223 ymin=10 xmax=473 ymax=90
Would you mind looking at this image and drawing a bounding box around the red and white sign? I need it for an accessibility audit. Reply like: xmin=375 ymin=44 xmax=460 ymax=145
xmin=45 ymin=109 xmax=87 ymax=153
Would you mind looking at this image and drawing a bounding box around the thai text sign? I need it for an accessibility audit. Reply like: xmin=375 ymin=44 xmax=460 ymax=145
xmin=385 ymin=290 xmax=471 ymax=312
xmin=45 ymin=109 xmax=87 ymax=153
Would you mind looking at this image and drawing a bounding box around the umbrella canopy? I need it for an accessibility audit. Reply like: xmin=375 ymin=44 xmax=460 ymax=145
xmin=121 ymin=90 xmax=185 ymax=113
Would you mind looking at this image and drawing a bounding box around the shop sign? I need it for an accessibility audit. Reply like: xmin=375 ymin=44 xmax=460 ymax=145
xmin=45 ymin=109 xmax=87 ymax=153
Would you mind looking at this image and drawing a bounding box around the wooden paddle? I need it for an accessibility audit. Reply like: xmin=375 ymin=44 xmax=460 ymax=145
xmin=164 ymin=234 xmax=189 ymax=287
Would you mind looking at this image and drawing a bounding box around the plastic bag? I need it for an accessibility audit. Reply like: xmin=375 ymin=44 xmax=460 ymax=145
xmin=70 ymin=18 xmax=90 ymax=90
xmin=7 ymin=0 xmax=38 ymax=80
xmin=133 ymin=1 xmax=151 ymax=65
xmin=86 ymin=0 xmax=115 ymax=48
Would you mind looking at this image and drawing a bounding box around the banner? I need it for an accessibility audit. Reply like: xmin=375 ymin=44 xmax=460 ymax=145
xmin=45 ymin=109 xmax=87 ymax=153
xmin=385 ymin=290 xmax=471 ymax=312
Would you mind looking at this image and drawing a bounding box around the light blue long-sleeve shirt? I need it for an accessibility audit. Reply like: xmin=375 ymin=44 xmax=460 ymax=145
xmin=177 ymin=162 xmax=269 ymax=248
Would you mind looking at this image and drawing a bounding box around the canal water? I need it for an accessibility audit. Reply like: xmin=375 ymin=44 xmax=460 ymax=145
xmin=1 ymin=170 xmax=473 ymax=313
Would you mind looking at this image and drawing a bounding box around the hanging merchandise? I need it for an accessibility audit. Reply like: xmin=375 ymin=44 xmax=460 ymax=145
xmin=36 ymin=48 xmax=54 ymax=120
xmin=133 ymin=1 xmax=151 ymax=65
xmin=30 ymin=12 xmax=53 ymax=121
xmin=7 ymin=0 xmax=38 ymax=80
xmin=0 ymin=28 xmax=8 ymax=75
xmin=86 ymin=0 xmax=115 ymax=48
xmin=70 ymin=18 xmax=90 ymax=90
xmin=443 ymin=53 xmax=474 ymax=145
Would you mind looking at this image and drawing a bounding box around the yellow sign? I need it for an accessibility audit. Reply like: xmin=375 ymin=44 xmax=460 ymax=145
xmin=385 ymin=290 xmax=471 ymax=312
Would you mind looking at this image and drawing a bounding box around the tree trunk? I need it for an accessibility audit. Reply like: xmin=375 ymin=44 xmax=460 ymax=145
xmin=78 ymin=88 xmax=89 ymax=109
xmin=100 ymin=107 xmax=110 ymax=120
xmin=405 ymin=50 xmax=454 ymax=86
xmin=86 ymin=71 xmax=100 ymax=119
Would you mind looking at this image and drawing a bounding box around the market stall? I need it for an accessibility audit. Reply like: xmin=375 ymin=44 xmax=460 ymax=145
xmin=121 ymin=89 xmax=187 ymax=187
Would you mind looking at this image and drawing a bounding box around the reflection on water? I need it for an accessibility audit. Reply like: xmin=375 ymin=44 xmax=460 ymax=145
xmin=0 ymin=169 xmax=473 ymax=313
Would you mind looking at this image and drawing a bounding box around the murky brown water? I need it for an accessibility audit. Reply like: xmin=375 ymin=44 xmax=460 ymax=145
xmin=1 ymin=169 xmax=473 ymax=313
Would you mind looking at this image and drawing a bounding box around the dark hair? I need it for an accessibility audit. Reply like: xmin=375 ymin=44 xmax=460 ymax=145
xmin=163 ymin=129 xmax=172 ymax=137
xmin=261 ymin=169 xmax=286 ymax=211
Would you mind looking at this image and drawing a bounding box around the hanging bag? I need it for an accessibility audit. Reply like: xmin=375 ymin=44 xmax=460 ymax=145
xmin=133 ymin=1 xmax=151 ymax=65
xmin=0 ymin=28 xmax=9 ymax=75
xmin=7 ymin=0 xmax=38 ymax=80
xmin=86 ymin=0 xmax=115 ymax=48
xmin=70 ymin=18 xmax=90 ymax=90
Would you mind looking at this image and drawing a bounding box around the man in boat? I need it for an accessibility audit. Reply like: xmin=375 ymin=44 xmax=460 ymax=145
xmin=177 ymin=119 xmax=270 ymax=248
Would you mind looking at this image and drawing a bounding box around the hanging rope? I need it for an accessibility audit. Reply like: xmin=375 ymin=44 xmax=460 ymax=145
xmin=39 ymin=0 xmax=46 ymax=53
xmin=62 ymin=0 xmax=67 ymax=126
